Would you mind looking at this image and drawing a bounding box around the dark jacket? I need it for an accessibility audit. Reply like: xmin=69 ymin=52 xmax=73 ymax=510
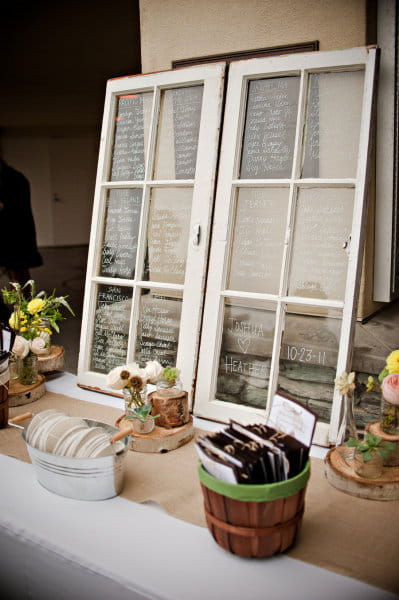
xmin=0 ymin=160 xmax=42 ymax=269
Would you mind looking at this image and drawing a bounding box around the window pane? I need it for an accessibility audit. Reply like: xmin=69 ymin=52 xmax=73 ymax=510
xmin=100 ymin=189 xmax=142 ymax=279
xmin=278 ymin=307 xmax=342 ymax=424
xmin=216 ymin=300 xmax=276 ymax=408
xmin=110 ymin=92 xmax=153 ymax=181
xmin=288 ymin=187 xmax=354 ymax=301
xmin=302 ymin=71 xmax=364 ymax=178
xmin=153 ymin=86 xmax=204 ymax=180
xmin=145 ymin=187 xmax=192 ymax=284
xmin=240 ymin=76 xmax=300 ymax=179
xmin=227 ymin=187 xmax=289 ymax=294
xmin=135 ymin=289 xmax=182 ymax=366
xmin=90 ymin=285 xmax=132 ymax=373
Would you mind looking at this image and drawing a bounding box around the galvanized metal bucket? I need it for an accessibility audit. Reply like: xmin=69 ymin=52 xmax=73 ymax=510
xmin=12 ymin=415 xmax=131 ymax=501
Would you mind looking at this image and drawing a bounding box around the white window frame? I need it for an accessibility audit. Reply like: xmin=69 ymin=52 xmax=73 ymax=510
xmin=77 ymin=63 xmax=225 ymax=399
xmin=194 ymin=47 xmax=378 ymax=446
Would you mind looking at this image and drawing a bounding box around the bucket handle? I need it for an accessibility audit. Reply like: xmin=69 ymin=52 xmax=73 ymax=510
xmin=9 ymin=412 xmax=33 ymax=425
xmin=109 ymin=426 xmax=134 ymax=444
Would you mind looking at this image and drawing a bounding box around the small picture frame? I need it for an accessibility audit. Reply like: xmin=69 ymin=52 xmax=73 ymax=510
xmin=267 ymin=392 xmax=317 ymax=448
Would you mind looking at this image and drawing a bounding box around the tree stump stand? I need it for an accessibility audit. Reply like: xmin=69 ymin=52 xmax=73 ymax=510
xmin=365 ymin=421 xmax=399 ymax=466
xmin=38 ymin=345 xmax=65 ymax=373
xmin=149 ymin=390 xmax=190 ymax=429
xmin=324 ymin=447 xmax=399 ymax=501
xmin=8 ymin=375 xmax=46 ymax=407
xmin=115 ymin=414 xmax=194 ymax=453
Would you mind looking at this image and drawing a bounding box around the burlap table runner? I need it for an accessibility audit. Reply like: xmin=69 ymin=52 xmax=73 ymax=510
xmin=2 ymin=392 xmax=399 ymax=594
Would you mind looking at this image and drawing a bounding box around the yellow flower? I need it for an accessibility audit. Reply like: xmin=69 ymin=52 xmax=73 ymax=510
xmin=8 ymin=311 xmax=20 ymax=329
xmin=20 ymin=326 xmax=27 ymax=332
xmin=366 ymin=376 xmax=375 ymax=392
xmin=334 ymin=371 xmax=356 ymax=395
xmin=386 ymin=350 xmax=399 ymax=375
xmin=27 ymin=298 xmax=45 ymax=314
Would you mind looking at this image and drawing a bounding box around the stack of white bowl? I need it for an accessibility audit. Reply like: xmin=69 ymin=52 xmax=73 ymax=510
xmin=25 ymin=409 xmax=119 ymax=458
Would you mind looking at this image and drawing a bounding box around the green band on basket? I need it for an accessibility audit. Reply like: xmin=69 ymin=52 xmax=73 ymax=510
xmin=198 ymin=460 xmax=310 ymax=502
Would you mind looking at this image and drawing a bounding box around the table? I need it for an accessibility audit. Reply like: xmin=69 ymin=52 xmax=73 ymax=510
xmin=0 ymin=372 xmax=397 ymax=600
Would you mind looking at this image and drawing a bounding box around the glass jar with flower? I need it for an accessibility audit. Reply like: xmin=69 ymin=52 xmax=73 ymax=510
xmin=334 ymin=370 xmax=358 ymax=459
xmin=155 ymin=366 xmax=182 ymax=398
xmin=106 ymin=363 xmax=149 ymax=417
xmin=2 ymin=280 xmax=74 ymax=386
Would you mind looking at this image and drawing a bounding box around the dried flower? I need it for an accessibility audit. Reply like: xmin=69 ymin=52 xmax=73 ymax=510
xmin=334 ymin=371 xmax=356 ymax=396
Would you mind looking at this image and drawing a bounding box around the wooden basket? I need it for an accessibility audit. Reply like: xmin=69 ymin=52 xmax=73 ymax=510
xmin=198 ymin=462 xmax=310 ymax=558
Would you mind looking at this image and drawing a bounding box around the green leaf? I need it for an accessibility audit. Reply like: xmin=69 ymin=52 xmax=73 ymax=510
xmin=363 ymin=450 xmax=373 ymax=462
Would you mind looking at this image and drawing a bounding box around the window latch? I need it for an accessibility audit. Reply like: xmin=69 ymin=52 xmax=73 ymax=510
xmin=192 ymin=223 xmax=201 ymax=246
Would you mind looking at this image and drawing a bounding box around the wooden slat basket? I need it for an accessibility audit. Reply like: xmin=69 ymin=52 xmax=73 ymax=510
xmin=198 ymin=461 xmax=310 ymax=558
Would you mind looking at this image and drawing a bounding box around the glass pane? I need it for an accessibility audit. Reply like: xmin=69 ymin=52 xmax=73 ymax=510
xmin=278 ymin=306 xmax=342 ymax=424
xmin=240 ymin=76 xmax=300 ymax=179
xmin=135 ymin=289 xmax=182 ymax=366
xmin=145 ymin=187 xmax=192 ymax=284
xmin=110 ymin=91 xmax=153 ymax=181
xmin=288 ymin=187 xmax=354 ymax=301
xmin=227 ymin=187 xmax=289 ymax=294
xmin=154 ymin=85 xmax=204 ymax=180
xmin=216 ymin=299 xmax=276 ymax=408
xmin=302 ymin=70 xmax=364 ymax=178
xmin=100 ymin=189 xmax=142 ymax=279
xmin=90 ymin=284 xmax=132 ymax=373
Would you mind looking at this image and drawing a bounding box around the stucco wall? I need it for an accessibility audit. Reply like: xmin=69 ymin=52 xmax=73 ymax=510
xmin=139 ymin=0 xmax=367 ymax=72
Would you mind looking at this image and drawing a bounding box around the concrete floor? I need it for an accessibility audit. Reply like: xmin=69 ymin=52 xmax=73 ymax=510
xmin=1 ymin=244 xmax=398 ymax=376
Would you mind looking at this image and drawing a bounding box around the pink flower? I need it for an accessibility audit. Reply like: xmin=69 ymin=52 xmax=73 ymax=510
xmin=381 ymin=373 xmax=399 ymax=406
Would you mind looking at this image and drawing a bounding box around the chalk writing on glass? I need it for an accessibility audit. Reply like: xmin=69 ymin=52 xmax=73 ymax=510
xmin=110 ymin=92 xmax=153 ymax=181
xmin=288 ymin=188 xmax=354 ymax=301
xmin=90 ymin=285 xmax=132 ymax=374
xmin=154 ymin=85 xmax=203 ymax=180
xmin=100 ymin=188 xmax=142 ymax=279
xmin=228 ymin=188 xmax=289 ymax=294
xmin=216 ymin=303 xmax=275 ymax=409
xmin=240 ymin=76 xmax=300 ymax=179
xmin=135 ymin=292 xmax=182 ymax=366
xmin=145 ymin=188 xmax=192 ymax=284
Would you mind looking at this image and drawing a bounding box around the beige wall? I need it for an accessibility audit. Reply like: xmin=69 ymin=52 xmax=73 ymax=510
xmin=140 ymin=0 xmax=366 ymax=72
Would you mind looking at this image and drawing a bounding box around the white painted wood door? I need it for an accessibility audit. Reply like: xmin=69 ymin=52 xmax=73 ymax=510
xmin=194 ymin=47 xmax=378 ymax=445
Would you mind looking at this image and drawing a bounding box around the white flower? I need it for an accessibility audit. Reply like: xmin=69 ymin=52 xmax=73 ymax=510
xmin=143 ymin=360 xmax=163 ymax=383
xmin=12 ymin=335 xmax=31 ymax=359
xmin=30 ymin=337 xmax=48 ymax=356
xmin=106 ymin=365 xmax=130 ymax=390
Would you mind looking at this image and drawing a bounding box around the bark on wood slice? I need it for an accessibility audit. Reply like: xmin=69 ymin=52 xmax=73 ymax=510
xmin=149 ymin=390 xmax=190 ymax=429
xmin=366 ymin=421 xmax=399 ymax=466
xmin=38 ymin=345 xmax=65 ymax=373
xmin=324 ymin=447 xmax=399 ymax=501
xmin=115 ymin=414 xmax=194 ymax=453
xmin=8 ymin=375 xmax=46 ymax=407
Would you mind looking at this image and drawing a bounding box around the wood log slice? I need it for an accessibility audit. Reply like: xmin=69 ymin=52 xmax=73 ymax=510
xmin=366 ymin=421 xmax=399 ymax=466
xmin=115 ymin=414 xmax=194 ymax=453
xmin=324 ymin=447 xmax=399 ymax=501
xmin=38 ymin=345 xmax=65 ymax=373
xmin=149 ymin=390 xmax=189 ymax=429
xmin=8 ymin=375 xmax=46 ymax=407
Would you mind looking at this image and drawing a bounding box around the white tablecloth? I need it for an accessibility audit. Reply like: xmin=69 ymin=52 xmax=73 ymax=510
xmin=0 ymin=373 xmax=396 ymax=600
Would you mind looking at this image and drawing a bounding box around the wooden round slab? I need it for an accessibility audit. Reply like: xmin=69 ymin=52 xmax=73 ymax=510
xmin=324 ymin=447 xmax=399 ymax=501
xmin=366 ymin=421 xmax=399 ymax=466
xmin=115 ymin=414 xmax=194 ymax=453
xmin=8 ymin=374 xmax=46 ymax=407
xmin=38 ymin=345 xmax=65 ymax=373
